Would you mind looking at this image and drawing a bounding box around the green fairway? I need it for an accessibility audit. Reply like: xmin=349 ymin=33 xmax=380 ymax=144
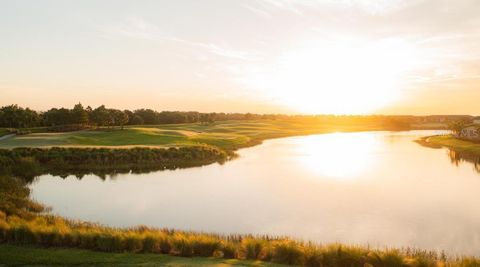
xmin=0 ymin=244 xmax=288 ymax=267
xmin=0 ymin=120 xmax=395 ymax=151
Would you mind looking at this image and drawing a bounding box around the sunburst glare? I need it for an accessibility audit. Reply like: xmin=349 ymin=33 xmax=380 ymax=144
xmin=294 ymin=132 xmax=378 ymax=179
xmin=246 ymin=38 xmax=421 ymax=114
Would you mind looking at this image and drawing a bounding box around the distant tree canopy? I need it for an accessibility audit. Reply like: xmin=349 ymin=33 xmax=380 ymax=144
xmin=0 ymin=104 xmax=274 ymax=129
xmin=0 ymin=103 xmax=475 ymax=131
xmin=448 ymin=119 xmax=470 ymax=134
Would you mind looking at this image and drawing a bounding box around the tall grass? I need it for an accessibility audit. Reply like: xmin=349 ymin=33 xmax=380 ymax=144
xmin=0 ymin=146 xmax=229 ymax=179
xmin=0 ymin=214 xmax=479 ymax=267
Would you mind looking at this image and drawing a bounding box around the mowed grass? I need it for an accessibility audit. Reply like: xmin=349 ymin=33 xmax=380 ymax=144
xmin=425 ymin=134 xmax=480 ymax=154
xmin=0 ymin=120 xmax=377 ymax=151
xmin=0 ymin=244 xmax=288 ymax=267
xmin=0 ymin=129 xmax=9 ymax=138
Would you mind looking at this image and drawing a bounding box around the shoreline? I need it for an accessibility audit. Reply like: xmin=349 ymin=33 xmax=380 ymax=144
xmin=416 ymin=134 xmax=480 ymax=155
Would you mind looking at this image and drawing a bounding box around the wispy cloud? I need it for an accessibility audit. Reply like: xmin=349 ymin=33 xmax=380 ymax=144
xmin=242 ymin=4 xmax=273 ymax=19
xmin=100 ymin=16 xmax=168 ymax=41
xmin=100 ymin=16 xmax=261 ymax=61
xmin=256 ymin=0 xmax=422 ymax=15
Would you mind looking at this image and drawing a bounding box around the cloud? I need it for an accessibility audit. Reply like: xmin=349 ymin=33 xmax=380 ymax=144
xmin=100 ymin=16 xmax=168 ymax=41
xmin=242 ymin=4 xmax=273 ymax=19
xmin=256 ymin=0 xmax=422 ymax=15
xmin=200 ymin=43 xmax=262 ymax=61
xmin=100 ymin=16 xmax=261 ymax=61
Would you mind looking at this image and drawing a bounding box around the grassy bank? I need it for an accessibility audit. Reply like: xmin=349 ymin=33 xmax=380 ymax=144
xmin=0 ymin=244 xmax=286 ymax=267
xmin=0 ymin=120 xmax=441 ymax=152
xmin=0 ymin=146 xmax=228 ymax=179
xmin=417 ymin=135 xmax=480 ymax=154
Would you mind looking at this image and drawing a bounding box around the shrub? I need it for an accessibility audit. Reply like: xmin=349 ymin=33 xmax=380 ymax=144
xmin=142 ymin=234 xmax=159 ymax=253
xmin=96 ymin=233 xmax=116 ymax=252
xmin=157 ymin=233 xmax=172 ymax=254
xmin=38 ymin=229 xmax=63 ymax=247
xmin=304 ymin=246 xmax=323 ymax=267
xmin=0 ymin=220 xmax=9 ymax=241
xmin=240 ymin=237 xmax=267 ymax=260
xmin=170 ymin=233 xmax=193 ymax=257
xmin=125 ymin=233 xmax=143 ymax=252
xmin=221 ymin=241 xmax=238 ymax=259
xmin=79 ymin=232 xmax=98 ymax=249
xmin=381 ymin=250 xmax=407 ymax=267
xmin=191 ymin=235 xmax=221 ymax=257
xmin=13 ymin=225 xmax=38 ymax=244
xmin=272 ymin=240 xmax=305 ymax=265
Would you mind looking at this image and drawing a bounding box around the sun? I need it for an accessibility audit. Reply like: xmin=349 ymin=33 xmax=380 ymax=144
xmin=245 ymin=38 xmax=418 ymax=114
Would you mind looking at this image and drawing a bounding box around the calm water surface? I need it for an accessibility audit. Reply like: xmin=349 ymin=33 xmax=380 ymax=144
xmin=30 ymin=130 xmax=480 ymax=255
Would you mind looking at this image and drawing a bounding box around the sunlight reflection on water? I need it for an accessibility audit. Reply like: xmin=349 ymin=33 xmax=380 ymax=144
xmin=293 ymin=132 xmax=377 ymax=179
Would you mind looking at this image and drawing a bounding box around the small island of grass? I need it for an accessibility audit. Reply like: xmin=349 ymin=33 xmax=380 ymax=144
xmin=417 ymin=134 xmax=480 ymax=155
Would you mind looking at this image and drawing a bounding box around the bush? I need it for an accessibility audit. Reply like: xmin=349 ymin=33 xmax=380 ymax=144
xmin=191 ymin=235 xmax=221 ymax=257
xmin=170 ymin=234 xmax=193 ymax=257
xmin=304 ymin=246 xmax=323 ymax=267
xmin=79 ymin=232 xmax=98 ymax=249
xmin=272 ymin=240 xmax=305 ymax=265
xmin=221 ymin=241 xmax=237 ymax=259
xmin=240 ymin=237 xmax=268 ymax=260
xmin=96 ymin=233 xmax=116 ymax=252
xmin=142 ymin=234 xmax=159 ymax=253
xmin=125 ymin=234 xmax=143 ymax=252
xmin=13 ymin=225 xmax=38 ymax=244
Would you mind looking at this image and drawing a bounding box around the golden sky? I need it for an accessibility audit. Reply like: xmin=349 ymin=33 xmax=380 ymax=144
xmin=1 ymin=0 xmax=479 ymax=115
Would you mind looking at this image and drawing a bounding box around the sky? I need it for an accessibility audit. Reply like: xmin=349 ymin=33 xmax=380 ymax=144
xmin=1 ymin=0 xmax=480 ymax=115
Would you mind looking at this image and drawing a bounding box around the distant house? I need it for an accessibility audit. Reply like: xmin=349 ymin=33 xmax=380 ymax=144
xmin=474 ymin=116 xmax=480 ymax=125
xmin=457 ymin=119 xmax=480 ymax=141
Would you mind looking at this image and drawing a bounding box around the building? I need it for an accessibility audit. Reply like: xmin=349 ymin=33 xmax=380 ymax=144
xmin=457 ymin=119 xmax=480 ymax=141
xmin=474 ymin=116 xmax=480 ymax=125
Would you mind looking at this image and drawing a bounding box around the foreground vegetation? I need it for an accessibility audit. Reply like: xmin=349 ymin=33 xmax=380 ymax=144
xmin=0 ymin=244 xmax=287 ymax=267
xmin=3 ymin=213 xmax=479 ymax=267
xmin=2 ymin=175 xmax=480 ymax=267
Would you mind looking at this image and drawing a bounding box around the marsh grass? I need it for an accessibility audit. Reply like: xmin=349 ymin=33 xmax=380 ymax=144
xmin=1 ymin=214 xmax=479 ymax=267
xmin=0 ymin=146 xmax=228 ymax=179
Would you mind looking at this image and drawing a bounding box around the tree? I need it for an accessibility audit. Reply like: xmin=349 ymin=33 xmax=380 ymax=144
xmin=200 ymin=113 xmax=216 ymax=125
xmin=112 ymin=110 xmax=129 ymax=130
xmin=91 ymin=105 xmax=110 ymax=127
xmin=0 ymin=105 xmax=21 ymax=128
xmin=449 ymin=120 xmax=468 ymax=135
xmin=130 ymin=115 xmax=144 ymax=125
xmin=134 ymin=109 xmax=157 ymax=124
xmin=43 ymin=108 xmax=71 ymax=126
xmin=71 ymin=103 xmax=89 ymax=125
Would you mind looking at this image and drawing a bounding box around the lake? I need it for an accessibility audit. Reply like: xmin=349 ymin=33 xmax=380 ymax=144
xmin=29 ymin=130 xmax=480 ymax=255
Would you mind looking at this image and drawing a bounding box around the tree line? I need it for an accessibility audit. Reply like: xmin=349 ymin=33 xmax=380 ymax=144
xmin=0 ymin=103 xmax=474 ymax=130
xmin=0 ymin=104 xmax=278 ymax=129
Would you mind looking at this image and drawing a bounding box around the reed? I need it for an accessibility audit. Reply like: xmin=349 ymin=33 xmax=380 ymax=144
xmin=1 ymin=213 xmax=479 ymax=267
